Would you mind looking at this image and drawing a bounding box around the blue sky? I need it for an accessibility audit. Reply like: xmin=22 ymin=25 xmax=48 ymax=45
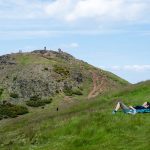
xmin=0 ymin=0 xmax=150 ymax=83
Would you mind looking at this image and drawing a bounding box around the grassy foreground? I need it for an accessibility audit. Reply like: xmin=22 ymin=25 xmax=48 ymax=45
xmin=0 ymin=81 xmax=150 ymax=150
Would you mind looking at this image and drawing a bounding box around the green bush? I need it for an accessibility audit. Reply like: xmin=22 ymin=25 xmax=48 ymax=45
xmin=44 ymin=67 xmax=48 ymax=71
xmin=53 ymin=65 xmax=70 ymax=76
xmin=26 ymin=98 xmax=52 ymax=107
xmin=13 ymin=76 xmax=17 ymax=81
xmin=0 ymin=114 xmax=3 ymax=120
xmin=64 ymin=88 xmax=83 ymax=96
xmin=13 ymin=105 xmax=29 ymax=115
xmin=42 ymin=98 xmax=53 ymax=104
xmin=56 ymin=77 xmax=66 ymax=82
xmin=0 ymin=103 xmax=28 ymax=119
xmin=63 ymin=89 xmax=73 ymax=96
xmin=30 ymin=95 xmax=41 ymax=101
xmin=10 ymin=93 xmax=19 ymax=98
xmin=72 ymin=88 xmax=83 ymax=95
xmin=0 ymin=88 xmax=4 ymax=96
xmin=78 ymin=86 xmax=83 ymax=91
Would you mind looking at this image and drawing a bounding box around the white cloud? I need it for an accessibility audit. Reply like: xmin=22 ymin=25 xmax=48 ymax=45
xmin=45 ymin=0 xmax=149 ymax=23
xmin=0 ymin=30 xmax=67 ymax=40
xmin=0 ymin=0 xmax=42 ymax=19
xmin=103 ymin=65 xmax=150 ymax=72
xmin=44 ymin=0 xmax=72 ymax=19
xmin=66 ymin=0 xmax=145 ymax=22
xmin=0 ymin=29 xmax=130 ymax=40
xmin=61 ymin=42 xmax=79 ymax=49
xmin=0 ymin=0 xmax=149 ymax=23
xmin=0 ymin=0 xmax=150 ymax=39
xmin=123 ymin=65 xmax=150 ymax=72
xmin=111 ymin=65 xmax=121 ymax=71
xmin=70 ymin=42 xmax=79 ymax=48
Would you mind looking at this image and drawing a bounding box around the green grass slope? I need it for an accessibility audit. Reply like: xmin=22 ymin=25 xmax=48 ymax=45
xmin=0 ymin=81 xmax=149 ymax=150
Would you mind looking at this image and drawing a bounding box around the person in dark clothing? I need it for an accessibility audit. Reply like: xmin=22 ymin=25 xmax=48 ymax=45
xmin=56 ymin=107 xmax=59 ymax=111
xmin=112 ymin=101 xmax=150 ymax=114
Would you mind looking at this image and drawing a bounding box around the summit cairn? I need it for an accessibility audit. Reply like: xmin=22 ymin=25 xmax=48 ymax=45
xmin=58 ymin=48 xmax=62 ymax=53
xmin=19 ymin=50 xmax=22 ymax=54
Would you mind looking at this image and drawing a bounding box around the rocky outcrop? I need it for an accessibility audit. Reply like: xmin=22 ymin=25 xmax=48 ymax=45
xmin=0 ymin=54 xmax=16 ymax=65
xmin=32 ymin=50 xmax=74 ymax=61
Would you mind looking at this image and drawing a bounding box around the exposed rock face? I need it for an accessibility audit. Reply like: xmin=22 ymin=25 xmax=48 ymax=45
xmin=0 ymin=51 xmax=83 ymax=100
xmin=11 ymin=79 xmax=57 ymax=98
xmin=32 ymin=50 xmax=74 ymax=61
xmin=71 ymin=71 xmax=83 ymax=84
xmin=32 ymin=50 xmax=48 ymax=54
xmin=0 ymin=54 xmax=16 ymax=65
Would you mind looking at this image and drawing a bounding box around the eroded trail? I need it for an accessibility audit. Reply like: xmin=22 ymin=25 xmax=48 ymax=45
xmin=88 ymin=71 xmax=106 ymax=99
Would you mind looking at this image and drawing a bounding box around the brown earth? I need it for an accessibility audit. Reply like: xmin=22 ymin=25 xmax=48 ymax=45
xmin=88 ymin=71 xmax=107 ymax=99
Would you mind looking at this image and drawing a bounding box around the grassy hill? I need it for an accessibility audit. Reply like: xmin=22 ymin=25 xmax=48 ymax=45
xmin=0 ymin=50 xmax=129 ymax=119
xmin=0 ymin=50 xmax=128 ymax=101
xmin=0 ymin=80 xmax=149 ymax=150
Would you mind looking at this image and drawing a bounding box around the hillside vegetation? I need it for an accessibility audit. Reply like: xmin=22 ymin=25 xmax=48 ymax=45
xmin=1 ymin=50 xmax=148 ymax=150
xmin=0 ymin=50 xmax=128 ymax=101
xmin=0 ymin=81 xmax=149 ymax=150
xmin=0 ymin=50 xmax=128 ymax=100
xmin=0 ymin=50 xmax=129 ymax=119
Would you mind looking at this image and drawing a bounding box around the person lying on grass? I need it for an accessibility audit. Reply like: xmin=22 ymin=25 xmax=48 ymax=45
xmin=112 ymin=101 xmax=150 ymax=114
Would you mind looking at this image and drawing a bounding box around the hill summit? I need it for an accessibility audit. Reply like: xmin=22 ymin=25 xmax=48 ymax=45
xmin=0 ymin=49 xmax=129 ymax=103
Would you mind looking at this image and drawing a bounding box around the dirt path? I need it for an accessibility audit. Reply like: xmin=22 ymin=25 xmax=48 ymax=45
xmin=88 ymin=71 xmax=106 ymax=99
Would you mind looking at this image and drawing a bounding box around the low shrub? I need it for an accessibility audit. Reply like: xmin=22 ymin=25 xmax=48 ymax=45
xmin=63 ymin=89 xmax=73 ymax=96
xmin=72 ymin=88 xmax=83 ymax=95
xmin=26 ymin=98 xmax=52 ymax=107
xmin=10 ymin=93 xmax=19 ymax=98
xmin=56 ymin=77 xmax=66 ymax=82
xmin=13 ymin=105 xmax=29 ymax=115
xmin=0 ymin=88 xmax=4 ymax=96
xmin=42 ymin=98 xmax=53 ymax=104
xmin=13 ymin=76 xmax=17 ymax=81
xmin=30 ymin=95 xmax=41 ymax=101
xmin=0 ymin=114 xmax=3 ymax=120
xmin=53 ymin=65 xmax=70 ymax=76
xmin=64 ymin=88 xmax=83 ymax=96
xmin=0 ymin=103 xmax=28 ymax=119
xmin=78 ymin=86 xmax=83 ymax=91
xmin=56 ymin=90 xmax=60 ymax=94
xmin=44 ymin=67 xmax=48 ymax=71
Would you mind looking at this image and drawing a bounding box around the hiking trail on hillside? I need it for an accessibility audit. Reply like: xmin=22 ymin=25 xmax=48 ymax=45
xmin=88 ymin=71 xmax=107 ymax=99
